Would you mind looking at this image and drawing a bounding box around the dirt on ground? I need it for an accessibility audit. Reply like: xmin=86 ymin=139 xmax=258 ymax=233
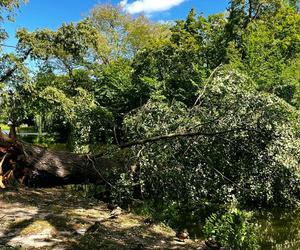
xmin=0 ymin=187 xmax=205 ymax=250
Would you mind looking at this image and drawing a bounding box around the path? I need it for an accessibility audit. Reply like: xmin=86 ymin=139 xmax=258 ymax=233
xmin=0 ymin=188 xmax=205 ymax=250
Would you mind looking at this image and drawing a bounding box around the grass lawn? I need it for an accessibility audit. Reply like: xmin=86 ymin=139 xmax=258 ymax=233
xmin=0 ymin=124 xmax=36 ymax=132
xmin=0 ymin=123 xmax=9 ymax=130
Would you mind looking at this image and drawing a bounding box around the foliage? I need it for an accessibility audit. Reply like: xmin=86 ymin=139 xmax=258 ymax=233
xmin=203 ymin=209 xmax=259 ymax=250
xmin=132 ymin=9 xmax=227 ymax=105
xmin=241 ymin=7 xmax=300 ymax=104
xmin=124 ymin=68 xmax=300 ymax=209
xmin=3 ymin=5 xmax=169 ymax=150
xmin=89 ymin=4 xmax=170 ymax=61
xmin=0 ymin=0 xmax=27 ymax=43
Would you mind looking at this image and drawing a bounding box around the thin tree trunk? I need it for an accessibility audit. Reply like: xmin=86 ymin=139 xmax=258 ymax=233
xmin=8 ymin=125 xmax=17 ymax=139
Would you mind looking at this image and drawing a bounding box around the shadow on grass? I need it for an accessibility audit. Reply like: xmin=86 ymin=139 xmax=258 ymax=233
xmin=0 ymin=188 xmax=202 ymax=250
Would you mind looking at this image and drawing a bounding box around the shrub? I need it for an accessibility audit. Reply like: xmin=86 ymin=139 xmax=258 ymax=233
xmin=203 ymin=209 xmax=259 ymax=250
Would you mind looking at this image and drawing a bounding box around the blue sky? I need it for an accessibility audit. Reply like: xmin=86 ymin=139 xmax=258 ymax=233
xmin=3 ymin=0 xmax=229 ymax=49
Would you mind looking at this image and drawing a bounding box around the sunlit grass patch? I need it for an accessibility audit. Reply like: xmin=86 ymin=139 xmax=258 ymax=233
xmin=0 ymin=123 xmax=9 ymax=130
xmin=19 ymin=220 xmax=57 ymax=236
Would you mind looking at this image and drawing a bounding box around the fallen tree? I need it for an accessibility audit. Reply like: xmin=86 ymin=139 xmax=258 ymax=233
xmin=0 ymin=124 xmax=253 ymax=189
xmin=0 ymin=123 xmax=272 ymax=189
xmin=0 ymin=129 xmax=122 ymax=188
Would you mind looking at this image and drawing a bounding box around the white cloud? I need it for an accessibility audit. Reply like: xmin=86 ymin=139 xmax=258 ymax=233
xmin=120 ymin=0 xmax=128 ymax=7
xmin=120 ymin=0 xmax=186 ymax=14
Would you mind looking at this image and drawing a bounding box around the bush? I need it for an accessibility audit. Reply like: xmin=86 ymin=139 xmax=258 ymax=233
xmin=203 ymin=209 xmax=259 ymax=250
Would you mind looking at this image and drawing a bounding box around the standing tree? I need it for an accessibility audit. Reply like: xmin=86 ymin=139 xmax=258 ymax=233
xmin=0 ymin=0 xmax=30 ymax=134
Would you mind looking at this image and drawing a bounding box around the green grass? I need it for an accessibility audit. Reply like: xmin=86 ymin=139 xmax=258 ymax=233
xmin=0 ymin=124 xmax=36 ymax=132
xmin=18 ymin=126 xmax=36 ymax=133
xmin=0 ymin=123 xmax=10 ymax=130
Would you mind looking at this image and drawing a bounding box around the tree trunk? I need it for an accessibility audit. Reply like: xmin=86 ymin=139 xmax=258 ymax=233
xmin=9 ymin=124 xmax=17 ymax=139
xmin=0 ymin=130 xmax=122 ymax=188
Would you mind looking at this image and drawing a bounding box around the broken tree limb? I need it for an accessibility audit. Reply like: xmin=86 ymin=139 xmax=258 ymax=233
xmin=120 ymin=127 xmax=261 ymax=148
xmin=0 ymin=154 xmax=7 ymax=175
xmin=0 ymin=124 xmax=261 ymax=188
xmin=0 ymin=154 xmax=8 ymax=188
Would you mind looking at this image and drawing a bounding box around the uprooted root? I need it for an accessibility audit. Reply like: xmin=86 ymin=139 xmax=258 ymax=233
xmin=0 ymin=130 xmax=32 ymax=188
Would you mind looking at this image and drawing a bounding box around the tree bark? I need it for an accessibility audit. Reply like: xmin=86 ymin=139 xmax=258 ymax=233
xmin=8 ymin=125 xmax=17 ymax=139
xmin=0 ymin=125 xmax=260 ymax=188
xmin=0 ymin=130 xmax=122 ymax=188
xmin=120 ymin=127 xmax=260 ymax=148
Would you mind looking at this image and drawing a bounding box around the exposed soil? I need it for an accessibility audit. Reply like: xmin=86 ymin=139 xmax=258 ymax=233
xmin=0 ymin=188 xmax=205 ymax=250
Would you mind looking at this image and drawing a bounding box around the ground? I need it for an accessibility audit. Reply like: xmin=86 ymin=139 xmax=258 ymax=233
xmin=0 ymin=187 xmax=205 ymax=250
